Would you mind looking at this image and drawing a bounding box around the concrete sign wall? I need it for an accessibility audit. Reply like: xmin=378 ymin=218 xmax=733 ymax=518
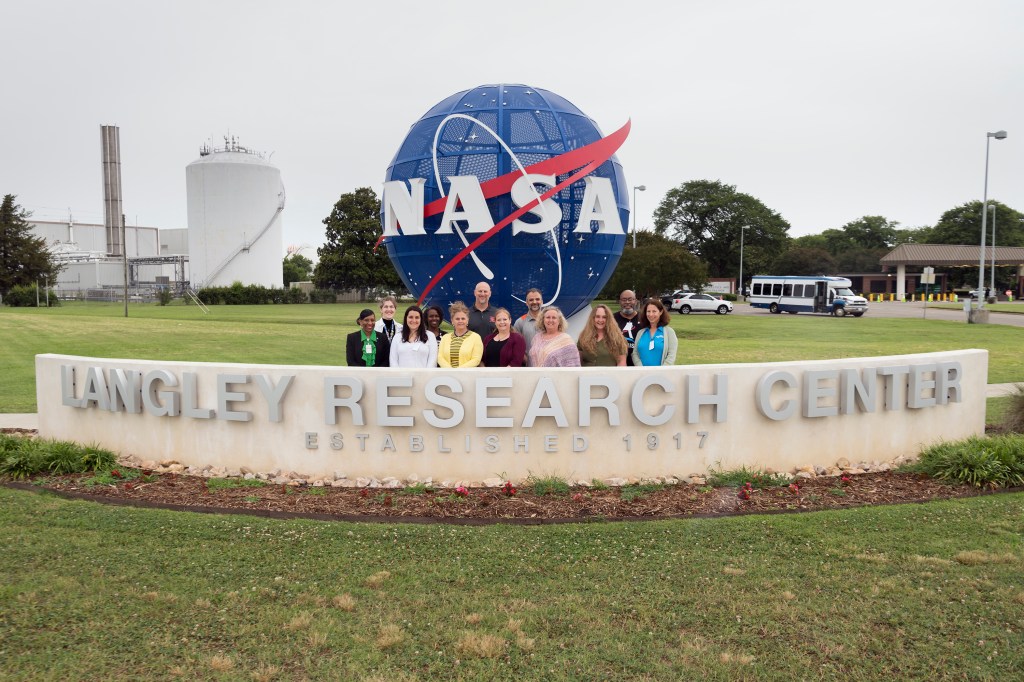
xmin=36 ymin=351 xmax=987 ymax=481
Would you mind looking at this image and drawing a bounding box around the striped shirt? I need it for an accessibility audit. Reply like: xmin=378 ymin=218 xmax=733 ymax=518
xmin=449 ymin=333 xmax=466 ymax=368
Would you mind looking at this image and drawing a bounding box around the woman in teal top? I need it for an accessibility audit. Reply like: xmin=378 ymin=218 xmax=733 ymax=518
xmin=632 ymin=298 xmax=678 ymax=366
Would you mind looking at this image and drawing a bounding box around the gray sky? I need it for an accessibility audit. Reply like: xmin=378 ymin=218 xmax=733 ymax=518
xmin=3 ymin=0 xmax=1021 ymax=255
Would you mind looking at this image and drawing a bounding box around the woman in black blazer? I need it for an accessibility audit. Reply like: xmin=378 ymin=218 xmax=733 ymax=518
xmin=346 ymin=309 xmax=391 ymax=367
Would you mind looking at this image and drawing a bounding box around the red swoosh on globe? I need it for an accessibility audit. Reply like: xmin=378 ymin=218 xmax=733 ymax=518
xmin=395 ymin=119 xmax=631 ymax=304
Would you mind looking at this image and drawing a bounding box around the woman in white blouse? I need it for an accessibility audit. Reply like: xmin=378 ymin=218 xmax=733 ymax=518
xmin=389 ymin=305 xmax=437 ymax=368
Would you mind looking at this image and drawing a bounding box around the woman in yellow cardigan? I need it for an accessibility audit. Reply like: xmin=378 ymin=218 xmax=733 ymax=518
xmin=437 ymin=301 xmax=483 ymax=368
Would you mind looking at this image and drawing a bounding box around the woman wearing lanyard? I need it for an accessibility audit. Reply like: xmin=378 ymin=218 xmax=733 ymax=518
xmin=437 ymin=301 xmax=483 ymax=368
xmin=389 ymin=305 xmax=438 ymax=368
xmin=632 ymin=298 xmax=677 ymax=367
xmin=374 ymin=295 xmax=402 ymax=343
xmin=482 ymin=308 xmax=526 ymax=367
xmin=346 ymin=309 xmax=391 ymax=367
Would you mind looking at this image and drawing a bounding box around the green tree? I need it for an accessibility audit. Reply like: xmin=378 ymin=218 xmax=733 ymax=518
xmin=601 ymin=232 xmax=707 ymax=300
xmin=0 ymin=194 xmax=61 ymax=299
xmin=313 ymin=187 xmax=402 ymax=293
xmin=653 ymin=180 xmax=791 ymax=279
xmin=929 ymin=200 xmax=1024 ymax=247
xmin=282 ymin=253 xmax=313 ymax=286
xmin=821 ymin=216 xmax=900 ymax=253
xmin=770 ymin=247 xmax=837 ymax=275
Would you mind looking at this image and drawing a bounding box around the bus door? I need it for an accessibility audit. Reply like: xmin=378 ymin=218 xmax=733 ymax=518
xmin=814 ymin=281 xmax=828 ymax=313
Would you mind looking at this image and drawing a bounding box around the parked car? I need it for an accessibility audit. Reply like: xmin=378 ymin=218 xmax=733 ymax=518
xmin=670 ymin=293 xmax=734 ymax=315
xmin=660 ymin=289 xmax=690 ymax=306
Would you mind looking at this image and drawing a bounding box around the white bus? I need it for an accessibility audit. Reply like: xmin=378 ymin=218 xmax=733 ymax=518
xmin=749 ymin=275 xmax=868 ymax=317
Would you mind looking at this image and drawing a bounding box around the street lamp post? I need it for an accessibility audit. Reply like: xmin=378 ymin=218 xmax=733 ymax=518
xmin=978 ymin=130 xmax=1007 ymax=309
xmin=632 ymin=185 xmax=646 ymax=248
xmin=989 ymin=205 xmax=997 ymax=294
xmin=738 ymin=226 xmax=749 ymax=299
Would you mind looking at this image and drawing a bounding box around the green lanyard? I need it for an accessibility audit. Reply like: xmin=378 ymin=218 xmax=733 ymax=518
xmin=359 ymin=330 xmax=377 ymax=366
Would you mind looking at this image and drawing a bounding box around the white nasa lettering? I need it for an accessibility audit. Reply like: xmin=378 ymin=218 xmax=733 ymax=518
xmin=382 ymin=178 xmax=426 ymax=236
xmin=572 ymin=177 xmax=623 ymax=234
xmin=436 ymin=176 xmax=494 ymax=235
xmin=380 ymin=175 xmax=626 ymax=238
xmin=510 ymin=174 xmax=560 ymax=235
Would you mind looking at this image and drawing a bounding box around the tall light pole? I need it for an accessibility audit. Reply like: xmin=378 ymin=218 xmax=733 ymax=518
xmin=632 ymin=185 xmax=646 ymax=248
xmin=989 ymin=205 xmax=997 ymax=294
xmin=738 ymin=225 xmax=749 ymax=299
xmin=978 ymin=130 xmax=1007 ymax=309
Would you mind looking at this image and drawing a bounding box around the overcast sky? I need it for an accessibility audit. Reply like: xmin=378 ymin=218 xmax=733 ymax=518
xmin=3 ymin=0 xmax=1021 ymax=255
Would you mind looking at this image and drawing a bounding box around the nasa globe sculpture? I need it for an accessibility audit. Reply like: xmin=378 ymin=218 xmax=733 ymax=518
xmin=381 ymin=84 xmax=631 ymax=320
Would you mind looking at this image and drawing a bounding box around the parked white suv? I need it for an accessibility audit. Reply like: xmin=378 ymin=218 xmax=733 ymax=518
xmin=670 ymin=293 xmax=734 ymax=315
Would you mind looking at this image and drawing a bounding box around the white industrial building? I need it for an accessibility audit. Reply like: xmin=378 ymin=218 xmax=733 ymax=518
xmin=27 ymin=130 xmax=285 ymax=300
xmin=186 ymin=137 xmax=285 ymax=289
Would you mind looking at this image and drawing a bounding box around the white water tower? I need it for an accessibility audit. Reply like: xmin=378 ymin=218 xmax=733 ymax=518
xmin=186 ymin=136 xmax=284 ymax=289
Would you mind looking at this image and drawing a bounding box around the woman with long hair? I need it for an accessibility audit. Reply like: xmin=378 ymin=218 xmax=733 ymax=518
xmin=482 ymin=308 xmax=526 ymax=367
xmin=577 ymin=304 xmax=628 ymax=366
xmin=632 ymin=298 xmax=678 ymax=366
xmin=389 ymin=306 xmax=438 ymax=368
xmin=437 ymin=301 xmax=484 ymax=368
xmin=528 ymin=306 xmax=581 ymax=367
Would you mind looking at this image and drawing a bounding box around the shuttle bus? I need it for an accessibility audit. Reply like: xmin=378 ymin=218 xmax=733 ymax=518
xmin=749 ymin=275 xmax=868 ymax=317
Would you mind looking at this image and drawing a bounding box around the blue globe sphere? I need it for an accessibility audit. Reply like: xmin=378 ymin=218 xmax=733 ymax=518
xmin=382 ymin=84 xmax=629 ymax=320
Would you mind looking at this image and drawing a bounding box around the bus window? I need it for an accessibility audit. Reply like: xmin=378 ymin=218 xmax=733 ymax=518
xmin=783 ymin=284 xmax=793 ymax=296
xmin=753 ymin=283 xmax=762 ymax=295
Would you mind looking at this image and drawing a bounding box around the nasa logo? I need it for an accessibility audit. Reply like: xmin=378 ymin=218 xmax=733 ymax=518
xmin=381 ymin=84 xmax=630 ymax=319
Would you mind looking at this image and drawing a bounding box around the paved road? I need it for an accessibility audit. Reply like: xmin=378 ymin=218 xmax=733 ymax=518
xmin=731 ymin=300 xmax=1024 ymax=327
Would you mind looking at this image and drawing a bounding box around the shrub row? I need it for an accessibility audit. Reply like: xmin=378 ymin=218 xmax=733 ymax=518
xmin=195 ymin=284 xmax=309 ymax=305
xmin=915 ymin=434 xmax=1024 ymax=488
xmin=0 ymin=434 xmax=116 ymax=479
xmin=2 ymin=284 xmax=61 ymax=307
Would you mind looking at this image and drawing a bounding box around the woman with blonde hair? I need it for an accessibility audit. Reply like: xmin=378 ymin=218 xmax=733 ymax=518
xmin=576 ymin=304 xmax=628 ymax=366
xmin=482 ymin=307 xmax=526 ymax=367
xmin=632 ymin=298 xmax=678 ymax=366
xmin=374 ymin=295 xmax=402 ymax=343
xmin=528 ymin=306 xmax=581 ymax=367
xmin=437 ymin=301 xmax=484 ymax=368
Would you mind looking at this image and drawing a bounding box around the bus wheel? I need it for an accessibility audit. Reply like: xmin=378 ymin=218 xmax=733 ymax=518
xmin=769 ymin=303 xmax=780 ymax=314
xmin=786 ymin=310 xmax=798 ymax=314
xmin=834 ymin=306 xmax=847 ymax=317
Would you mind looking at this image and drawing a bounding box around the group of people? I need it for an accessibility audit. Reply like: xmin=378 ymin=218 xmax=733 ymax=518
xmin=345 ymin=285 xmax=678 ymax=369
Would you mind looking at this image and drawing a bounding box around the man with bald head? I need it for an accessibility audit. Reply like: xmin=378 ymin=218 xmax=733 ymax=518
xmin=613 ymin=289 xmax=640 ymax=366
xmin=468 ymin=281 xmax=499 ymax=337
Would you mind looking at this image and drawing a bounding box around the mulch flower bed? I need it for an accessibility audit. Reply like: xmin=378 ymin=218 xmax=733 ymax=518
xmin=7 ymin=469 xmax=1004 ymax=524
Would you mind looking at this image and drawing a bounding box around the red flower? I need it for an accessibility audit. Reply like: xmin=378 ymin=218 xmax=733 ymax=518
xmin=738 ymin=488 xmax=751 ymax=501
xmin=788 ymin=483 xmax=800 ymax=494
xmin=502 ymin=481 xmax=517 ymax=497
xmin=359 ymin=488 xmax=370 ymax=498
xmin=110 ymin=469 xmax=122 ymax=479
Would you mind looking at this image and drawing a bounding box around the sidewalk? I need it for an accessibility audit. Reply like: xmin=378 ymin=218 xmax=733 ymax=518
xmin=3 ymin=383 xmax=1020 ymax=430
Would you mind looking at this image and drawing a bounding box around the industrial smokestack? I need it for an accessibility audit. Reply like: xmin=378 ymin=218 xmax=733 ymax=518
xmin=100 ymin=125 xmax=124 ymax=256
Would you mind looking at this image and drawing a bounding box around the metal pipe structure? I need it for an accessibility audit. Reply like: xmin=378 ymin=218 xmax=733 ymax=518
xmin=631 ymin=185 xmax=646 ymax=248
xmin=989 ymin=205 xmax=996 ymax=294
xmin=978 ymin=130 xmax=1007 ymax=309
xmin=739 ymin=226 xmax=749 ymax=298
xmin=100 ymin=125 xmax=124 ymax=257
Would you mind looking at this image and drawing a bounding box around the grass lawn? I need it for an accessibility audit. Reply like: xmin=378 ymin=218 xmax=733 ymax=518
xmin=3 ymin=303 xmax=1023 ymax=680
xmin=2 ymin=301 xmax=1023 ymax=412
xmin=1 ymin=487 xmax=1022 ymax=680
